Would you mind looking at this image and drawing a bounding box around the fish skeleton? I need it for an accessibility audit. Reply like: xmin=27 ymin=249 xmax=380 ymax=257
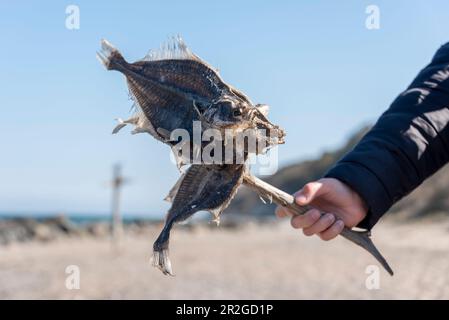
xmin=97 ymin=37 xmax=393 ymax=276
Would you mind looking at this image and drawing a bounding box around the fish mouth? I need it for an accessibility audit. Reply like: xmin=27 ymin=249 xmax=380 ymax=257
xmin=265 ymin=129 xmax=286 ymax=146
xmin=274 ymin=127 xmax=286 ymax=144
xmin=247 ymin=107 xmax=286 ymax=144
xmin=253 ymin=121 xmax=286 ymax=145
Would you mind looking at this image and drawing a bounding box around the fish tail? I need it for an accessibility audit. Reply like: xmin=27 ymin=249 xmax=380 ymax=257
xmin=151 ymin=221 xmax=175 ymax=276
xmin=151 ymin=249 xmax=173 ymax=276
xmin=112 ymin=118 xmax=126 ymax=134
xmin=96 ymin=39 xmax=127 ymax=71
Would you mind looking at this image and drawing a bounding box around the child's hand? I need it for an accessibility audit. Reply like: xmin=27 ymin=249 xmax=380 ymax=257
xmin=275 ymin=178 xmax=368 ymax=241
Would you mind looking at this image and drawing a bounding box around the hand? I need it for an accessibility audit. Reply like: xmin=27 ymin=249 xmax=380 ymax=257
xmin=275 ymin=178 xmax=368 ymax=241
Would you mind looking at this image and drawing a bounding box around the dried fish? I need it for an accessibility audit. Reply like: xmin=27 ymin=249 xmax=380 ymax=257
xmin=98 ymin=37 xmax=393 ymax=276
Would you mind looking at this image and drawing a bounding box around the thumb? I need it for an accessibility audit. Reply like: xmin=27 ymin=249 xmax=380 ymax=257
xmin=295 ymin=181 xmax=326 ymax=205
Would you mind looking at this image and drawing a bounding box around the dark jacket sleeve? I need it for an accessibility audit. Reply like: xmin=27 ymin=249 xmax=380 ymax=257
xmin=325 ymin=42 xmax=449 ymax=230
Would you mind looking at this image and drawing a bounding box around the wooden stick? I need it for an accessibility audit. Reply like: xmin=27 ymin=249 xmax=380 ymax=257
xmin=243 ymin=173 xmax=394 ymax=276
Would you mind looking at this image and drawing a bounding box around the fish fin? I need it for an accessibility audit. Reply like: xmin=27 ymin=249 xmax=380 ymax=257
xmin=164 ymin=173 xmax=186 ymax=202
xmin=142 ymin=35 xmax=200 ymax=63
xmin=141 ymin=35 xmax=221 ymax=75
xmin=96 ymin=39 xmax=127 ymax=71
xmin=112 ymin=118 xmax=126 ymax=134
xmin=151 ymin=249 xmax=174 ymax=276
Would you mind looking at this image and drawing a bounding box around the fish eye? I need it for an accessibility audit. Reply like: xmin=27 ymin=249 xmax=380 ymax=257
xmin=233 ymin=108 xmax=242 ymax=117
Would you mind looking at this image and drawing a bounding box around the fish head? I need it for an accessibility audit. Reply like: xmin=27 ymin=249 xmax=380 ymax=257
xmin=248 ymin=103 xmax=286 ymax=151
xmin=203 ymin=94 xmax=285 ymax=155
xmin=202 ymin=95 xmax=251 ymax=128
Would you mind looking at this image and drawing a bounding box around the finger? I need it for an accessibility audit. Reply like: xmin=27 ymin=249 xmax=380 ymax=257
xmin=318 ymin=219 xmax=345 ymax=241
xmin=275 ymin=206 xmax=291 ymax=218
xmin=302 ymin=213 xmax=336 ymax=236
xmin=290 ymin=209 xmax=321 ymax=229
xmin=294 ymin=181 xmax=328 ymax=206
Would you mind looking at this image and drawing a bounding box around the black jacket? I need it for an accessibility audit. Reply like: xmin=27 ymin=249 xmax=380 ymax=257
xmin=325 ymin=42 xmax=449 ymax=230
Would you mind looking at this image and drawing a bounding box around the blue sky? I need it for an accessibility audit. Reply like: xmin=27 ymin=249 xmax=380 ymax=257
xmin=0 ymin=1 xmax=448 ymax=216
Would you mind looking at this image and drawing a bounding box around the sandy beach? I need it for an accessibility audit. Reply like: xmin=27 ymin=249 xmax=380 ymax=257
xmin=1 ymin=218 xmax=449 ymax=299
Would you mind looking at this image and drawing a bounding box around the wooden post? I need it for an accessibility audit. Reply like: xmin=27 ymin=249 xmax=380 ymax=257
xmin=111 ymin=163 xmax=125 ymax=249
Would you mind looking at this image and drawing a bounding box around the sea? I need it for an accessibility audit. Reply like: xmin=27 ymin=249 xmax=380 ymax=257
xmin=0 ymin=212 xmax=163 ymax=225
xmin=0 ymin=211 xmax=210 ymax=225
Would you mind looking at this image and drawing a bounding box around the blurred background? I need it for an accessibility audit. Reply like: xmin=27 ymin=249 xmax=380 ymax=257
xmin=1 ymin=1 xmax=449 ymax=299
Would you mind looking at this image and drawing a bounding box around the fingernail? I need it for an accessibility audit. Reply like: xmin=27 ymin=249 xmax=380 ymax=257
xmin=310 ymin=210 xmax=320 ymax=220
xmin=296 ymin=195 xmax=307 ymax=204
xmin=336 ymin=220 xmax=344 ymax=228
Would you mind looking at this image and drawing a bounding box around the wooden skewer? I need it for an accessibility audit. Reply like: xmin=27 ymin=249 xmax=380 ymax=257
xmin=242 ymin=173 xmax=394 ymax=276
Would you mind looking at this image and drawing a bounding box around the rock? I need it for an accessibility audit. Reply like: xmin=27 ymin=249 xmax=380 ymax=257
xmin=45 ymin=215 xmax=79 ymax=234
xmin=33 ymin=223 xmax=55 ymax=241
xmin=87 ymin=223 xmax=110 ymax=237
xmin=0 ymin=220 xmax=33 ymax=244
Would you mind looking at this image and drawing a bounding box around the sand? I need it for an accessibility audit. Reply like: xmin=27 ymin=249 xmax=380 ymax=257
xmin=1 ymin=219 xmax=449 ymax=299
